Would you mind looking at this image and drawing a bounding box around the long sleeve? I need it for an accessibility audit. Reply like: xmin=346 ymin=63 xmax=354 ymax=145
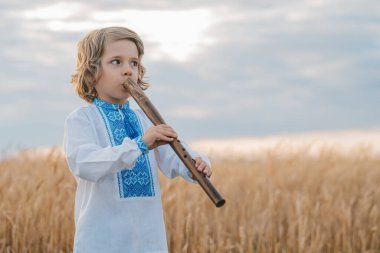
xmin=154 ymin=139 xmax=211 ymax=184
xmin=63 ymin=108 xmax=142 ymax=182
xmin=64 ymin=104 xmax=171 ymax=253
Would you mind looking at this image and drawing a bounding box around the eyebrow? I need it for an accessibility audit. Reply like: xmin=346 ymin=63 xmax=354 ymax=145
xmin=106 ymin=55 xmax=139 ymax=60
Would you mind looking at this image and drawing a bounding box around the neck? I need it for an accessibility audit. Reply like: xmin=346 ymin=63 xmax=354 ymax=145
xmin=97 ymin=96 xmax=129 ymax=106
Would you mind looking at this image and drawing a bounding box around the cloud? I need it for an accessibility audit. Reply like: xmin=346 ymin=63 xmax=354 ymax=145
xmin=16 ymin=5 xmax=219 ymax=62
xmin=0 ymin=0 xmax=379 ymax=150
xmin=20 ymin=2 xmax=86 ymax=20
xmin=166 ymin=106 xmax=213 ymax=119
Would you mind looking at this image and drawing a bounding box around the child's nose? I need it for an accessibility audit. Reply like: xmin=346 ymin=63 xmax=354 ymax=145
xmin=123 ymin=66 xmax=132 ymax=76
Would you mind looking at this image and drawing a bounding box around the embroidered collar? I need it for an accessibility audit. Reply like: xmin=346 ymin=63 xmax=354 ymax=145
xmin=93 ymin=97 xmax=130 ymax=110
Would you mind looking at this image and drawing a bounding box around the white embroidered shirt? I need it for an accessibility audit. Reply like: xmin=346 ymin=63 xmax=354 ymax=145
xmin=63 ymin=98 xmax=209 ymax=253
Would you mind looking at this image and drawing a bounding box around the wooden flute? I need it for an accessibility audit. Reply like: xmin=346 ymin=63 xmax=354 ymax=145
xmin=123 ymin=78 xmax=225 ymax=208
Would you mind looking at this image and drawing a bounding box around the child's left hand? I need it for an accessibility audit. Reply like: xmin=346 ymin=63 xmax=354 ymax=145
xmin=191 ymin=157 xmax=212 ymax=178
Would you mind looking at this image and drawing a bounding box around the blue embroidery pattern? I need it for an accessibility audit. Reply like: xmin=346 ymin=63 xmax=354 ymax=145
xmin=107 ymin=111 xmax=122 ymax=121
xmin=94 ymin=98 xmax=155 ymax=198
xmin=114 ymin=128 xmax=126 ymax=142
xmin=135 ymin=136 xmax=149 ymax=155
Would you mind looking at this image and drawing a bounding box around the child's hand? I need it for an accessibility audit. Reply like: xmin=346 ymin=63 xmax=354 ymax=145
xmin=190 ymin=157 xmax=212 ymax=178
xmin=142 ymin=124 xmax=178 ymax=149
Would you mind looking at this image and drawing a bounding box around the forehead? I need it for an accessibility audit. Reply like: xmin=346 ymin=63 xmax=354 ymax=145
xmin=103 ymin=39 xmax=139 ymax=57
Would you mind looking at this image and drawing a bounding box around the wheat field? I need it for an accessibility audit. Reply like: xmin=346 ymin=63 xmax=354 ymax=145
xmin=0 ymin=145 xmax=380 ymax=253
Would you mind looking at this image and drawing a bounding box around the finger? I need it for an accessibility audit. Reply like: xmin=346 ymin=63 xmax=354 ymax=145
xmin=206 ymin=167 xmax=212 ymax=177
xmin=194 ymin=157 xmax=202 ymax=167
xmin=158 ymin=124 xmax=175 ymax=131
xmin=167 ymin=130 xmax=178 ymax=138
xmin=156 ymin=127 xmax=178 ymax=138
xmin=197 ymin=162 xmax=206 ymax=172
xmin=201 ymin=163 xmax=212 ymax=177
xmin=156 ymin=133 xmax=175 ymax=142
xmin=160 ymin=125 xmax=178 ymax=137
xmin=167 ymin=128 xmax=178 ymax=138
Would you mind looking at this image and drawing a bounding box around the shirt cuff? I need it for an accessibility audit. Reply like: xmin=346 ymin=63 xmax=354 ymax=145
xmin=134 ymin=135 xmax=149 ymax=155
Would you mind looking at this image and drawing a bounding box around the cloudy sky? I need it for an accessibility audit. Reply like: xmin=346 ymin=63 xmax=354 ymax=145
xmin=0 ymin=0 xmax=379 ymax=152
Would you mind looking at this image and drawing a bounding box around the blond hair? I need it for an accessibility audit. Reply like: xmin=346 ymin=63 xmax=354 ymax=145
xmin=71 ymin=27 xmax=149 ymax=103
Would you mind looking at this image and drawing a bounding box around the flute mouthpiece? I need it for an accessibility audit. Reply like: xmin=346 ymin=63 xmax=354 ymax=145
xmin=122 ymin=79 xmax=131 ymax=91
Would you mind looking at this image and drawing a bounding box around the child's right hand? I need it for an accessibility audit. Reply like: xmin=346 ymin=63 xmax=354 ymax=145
xmin=142 ymin=124 xmax=178 ymax=149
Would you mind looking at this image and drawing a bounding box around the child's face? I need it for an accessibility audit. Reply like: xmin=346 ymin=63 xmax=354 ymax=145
xmin=95 ymin=39 xmax=139 ymax=105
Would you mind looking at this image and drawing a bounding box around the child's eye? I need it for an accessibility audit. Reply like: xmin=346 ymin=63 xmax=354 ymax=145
xmin=111 ymin=59 xmax=120 ymax=65
xmin=130 ymin=60 xmax=139 ymax=67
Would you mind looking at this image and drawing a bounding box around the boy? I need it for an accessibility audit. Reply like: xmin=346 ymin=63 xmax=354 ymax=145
xmin=63 ymin=27 xmax=212 ymax=253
